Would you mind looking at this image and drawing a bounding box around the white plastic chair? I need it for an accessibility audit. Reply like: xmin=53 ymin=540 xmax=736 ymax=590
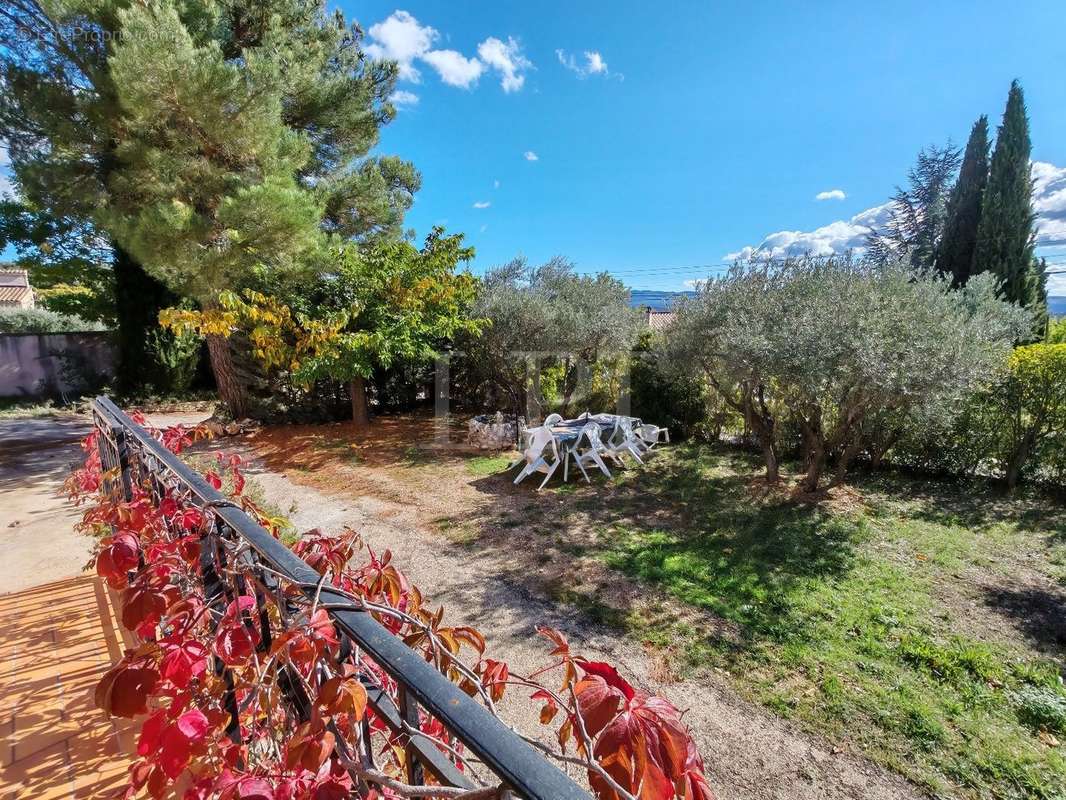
xmin=636 ymin=423 xmax=670 ymax=451
xmin=543 ymin=413 xmax=563 ymax=427
xmin=513 ymin=426 xmax=563 ymax=489
xmin=608 ymin=416 xmax=645 ymax=465
xmin=564 ymin=422 xmax=613 ymax=483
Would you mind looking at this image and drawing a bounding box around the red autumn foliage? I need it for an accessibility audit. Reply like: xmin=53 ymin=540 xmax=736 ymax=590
xmin=70 ymin=413 xmax=715 ymax=800
xmin=96 ymin=531 xmax=141 ymax=587
xmin=95 ymin=658 xmax=160 ymax=718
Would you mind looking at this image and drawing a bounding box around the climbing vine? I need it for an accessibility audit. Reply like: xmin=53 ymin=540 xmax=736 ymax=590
xmin=67 ymin=415 xmax=714 ymax=799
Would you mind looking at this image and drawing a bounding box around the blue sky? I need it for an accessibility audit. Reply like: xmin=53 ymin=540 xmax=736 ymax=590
xmin=344 ymin=0 xmax=1066 ymax=293
xmin=2 ymin=2 xmax=1065 ymax=292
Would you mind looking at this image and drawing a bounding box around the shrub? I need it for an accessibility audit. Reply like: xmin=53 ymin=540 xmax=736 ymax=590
xmin=1047 ymin=317 xmax=1066 ymax=344
xmin=147 ymin=327 xmax=203 ymax=395
xmin=0 ymin=306 xmax=107 ymax=333
xmin=630 ymin=331 xmax=709 ymax=439
xmin=458 ymin=257 xmax=643 ymax=421
xmin=994 ymin=343 xmax=1066 ymax=489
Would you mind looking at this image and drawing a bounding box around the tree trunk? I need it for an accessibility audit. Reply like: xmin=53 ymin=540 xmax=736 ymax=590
xmin=350 ymin=375 xmax=370 ymax=431
xmin=1005 ymin=439 xmax=1031 ymax=491
xmin=735 ymin=381 xmax=779 ymax=483
xmin=801 ymin=440 xmax=825 ymax=492
xmin=831 ymin=436 xmax=864 ymax=487
xmin=113 ymin=245 xmax=181 ymax=393
xmin=799 ymin=410 xmax=825 ymax=493
xmin=761 ymin=441 xmax=780 ymax=483
xmin=206 ymin=334 xmax=248 ymax=419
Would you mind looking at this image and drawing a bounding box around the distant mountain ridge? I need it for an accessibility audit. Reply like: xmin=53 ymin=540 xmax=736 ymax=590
xmin=631 ymin=289 xmax=1066 ymax=317
xmin=629 ymin=289 xmax=694 ymax=311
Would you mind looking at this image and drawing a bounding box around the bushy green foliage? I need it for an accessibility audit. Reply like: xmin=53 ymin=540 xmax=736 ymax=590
xmin=993 ymin=343 xmax=1066 ymax=488
xmin=146 ymin=328 xmax=203 ymax=396
xmin=0 ymin=201 xmax=116 ymax=325
xmin=629 ymin=331 xmax=708 ymax=439
xmin=668 ymin=257 xmax=1029 ymax=489
xmin=935 ymin=116 xmax=989 ymax=286
xmin=458 ymin=257 xmax=643 ymax=420
xmin=1 ymin=0 xmax=419 ymax=408
xmin=868 ymin=145 xmax=961 ymax=268
xmin=0 ymin=307 xmax=106 ymax=334
xmin=162 ymin=229 xmax=480 ymax=423
xmin=1046 ymin=317 xmax=1066 ymax=344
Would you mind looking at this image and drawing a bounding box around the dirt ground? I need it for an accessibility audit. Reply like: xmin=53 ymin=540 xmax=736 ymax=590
xmin=190 ymin=413 xmax=928 ymax=800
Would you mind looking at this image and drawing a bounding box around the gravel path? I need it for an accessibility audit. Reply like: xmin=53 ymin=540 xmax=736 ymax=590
xmin=201 ymin=433 xmax=927 ymax=800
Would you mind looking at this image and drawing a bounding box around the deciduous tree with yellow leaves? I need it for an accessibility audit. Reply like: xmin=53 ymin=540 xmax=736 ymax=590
xmin=162 ymin=229 xmax=482 ymax=429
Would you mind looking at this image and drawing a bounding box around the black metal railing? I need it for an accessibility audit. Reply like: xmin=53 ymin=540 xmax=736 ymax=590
xmin=91 ymin=396 xmax=590 ymax=800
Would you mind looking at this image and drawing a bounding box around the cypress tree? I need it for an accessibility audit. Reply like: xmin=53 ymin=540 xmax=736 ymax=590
xmin=973 ymin=81 xmax=1042 ymax=310
xmin=935 ymin=116 xmax=989 ymax=286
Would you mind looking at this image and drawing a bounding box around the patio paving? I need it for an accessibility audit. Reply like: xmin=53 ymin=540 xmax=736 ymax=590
xmin=0 ymin=575 xmax=136 ymax=800
xmin=0 ymin=411 xmax=206 ymax=800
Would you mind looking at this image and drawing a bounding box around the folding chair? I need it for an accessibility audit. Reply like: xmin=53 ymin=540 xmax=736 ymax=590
xmin=513 ymin=426 xmax=563 ymax=489
xmin=564 ymin=421 xmax=614 ymax=482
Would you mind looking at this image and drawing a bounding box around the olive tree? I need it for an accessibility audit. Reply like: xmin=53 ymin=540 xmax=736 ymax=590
xmin=459 ymin=257 xmax=643 ymax=423
xmin=668 ymin=257 xmax=1030 ymax=490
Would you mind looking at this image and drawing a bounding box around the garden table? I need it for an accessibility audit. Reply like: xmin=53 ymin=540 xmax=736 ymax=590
xmin=515 ymin=414 xmax=642 ymax=483
xmin=548 ymin=416 xmax=630 ymax=482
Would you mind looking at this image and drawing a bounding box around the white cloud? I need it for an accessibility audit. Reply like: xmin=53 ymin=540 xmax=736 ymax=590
xmin=389 ymin=90 xmax=419 ymax=109
xmin=365 ymin=11 xmax=530 ymax=93
xmin=472 ymin=200 xmax=491 ymax=209
xmin=365 ymin=10 xmax=437 ymax=82
xmin=725 ymin=202 xmax=894 ymax=261
xmin=477 ymin=36 xmax=531 ymax=93
xmin=1033 ymin=161 xmax=1066 ymax=245
xmin=682 ymin=279 xmax=705 ymax=290
xmin=421 ymin=49 xmax=483 ymax=88
xmin=557 ymin=49 xmax=614 ymax=79
xmin=523 ymin=150 xmax=538 ymax=161
xmin=815 ymin=189 xmax=846 ymax=201
xmin=585 ymin=51 xmax=607 ymax=75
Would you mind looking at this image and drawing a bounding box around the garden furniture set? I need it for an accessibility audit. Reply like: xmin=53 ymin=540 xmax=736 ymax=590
xmin=511 ymin=412 xmax=669 ymax=489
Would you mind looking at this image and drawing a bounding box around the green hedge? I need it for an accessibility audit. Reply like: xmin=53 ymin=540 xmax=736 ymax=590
xmin=0 ymin=307 xmax=108 ymax=334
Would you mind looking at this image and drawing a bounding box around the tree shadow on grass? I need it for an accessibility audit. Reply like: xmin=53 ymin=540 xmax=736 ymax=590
xmin=466 ymin=443 xmax=863 ymax=647
xmin=856 ymin=469 xmax=1066 ymax=540
xmin=982 ymin=584 xmax=1066 ymax=655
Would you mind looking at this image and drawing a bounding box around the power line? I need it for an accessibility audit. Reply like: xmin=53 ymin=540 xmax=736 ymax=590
xmin=580 ymin=234 xmax=1066 ymax=279
xmin=581 ymin=258 xmax=1066 ymax=279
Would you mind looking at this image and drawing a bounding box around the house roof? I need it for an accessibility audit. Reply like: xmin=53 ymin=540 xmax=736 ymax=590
xmin=0 ymin=270 xmax=33 ymax=305
xmin=645 ymin=310 xmax=675 ymax=332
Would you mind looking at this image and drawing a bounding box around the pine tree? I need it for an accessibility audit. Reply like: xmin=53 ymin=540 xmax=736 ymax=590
xmin=867 ymin=144 xmax=960 ymax=269
xmin=935 ymin=116 xmax=989 ymax=286
xmin=973 ymin=80 xmax=1043 ymax=312
xmin=0 ymin=0 xmax=420 ymax=413
xmin=0 ymin=1 xmax=178 ymax=391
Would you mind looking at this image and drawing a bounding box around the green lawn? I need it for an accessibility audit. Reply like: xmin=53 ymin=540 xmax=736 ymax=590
xmin=574 ymin=444 xmax=1066 ymax=800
